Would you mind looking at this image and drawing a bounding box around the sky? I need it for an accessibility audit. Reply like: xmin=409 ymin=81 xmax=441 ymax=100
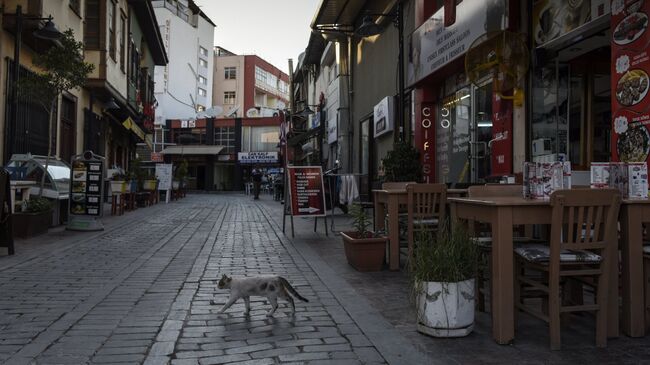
xmin=194 ymin=0 xmax=321 ymax=74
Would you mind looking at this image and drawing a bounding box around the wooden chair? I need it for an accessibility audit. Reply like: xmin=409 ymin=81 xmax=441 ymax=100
xmin=382 ymin=182 xmax=414 ymax=190
xmin=406 ymin=183 xmax=447 ymax=263
xmin=643 ymin=246 xmax=650 ymax=332
xmin=514 ymin=189 xmax=621 ymax=350
xmin=381 ymin=181 xmax=415 ymax=237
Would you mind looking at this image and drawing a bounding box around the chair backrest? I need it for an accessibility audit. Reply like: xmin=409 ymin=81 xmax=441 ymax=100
xmin=406 ymin=183 xmax=447 ymax=224
xmin=549 ymin=189 xmax=621 ymax=254
xmin=468 ymin=184 xmax=522 ymax=198
xmin=382 ymin=181 xmax=415 ymax=190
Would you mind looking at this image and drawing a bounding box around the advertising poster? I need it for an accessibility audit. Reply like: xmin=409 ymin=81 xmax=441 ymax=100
xmin=70 ymin=157 xmax=103 ymax=216
xmin=155 ymin=164 xmax=173 ymax=191
xmin=287 ymin=166 xmax=326 ymax=217
xmin=373 ymin=96 xmax=394 ymax=138
xmin=532 ymin=0 xmax=610 ymax=47
xmin=491 ymin=93 xmax=513 ymax=175
xmin=611 ymin=1 xmax=650 ymax=165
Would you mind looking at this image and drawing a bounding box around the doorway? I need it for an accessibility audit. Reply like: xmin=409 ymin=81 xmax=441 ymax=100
xmin=471 ymin=81 xmax=494 ymax=182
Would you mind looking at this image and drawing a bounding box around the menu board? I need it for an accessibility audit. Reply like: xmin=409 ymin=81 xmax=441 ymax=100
xmin=287 ymin=166 xmax=326 ymax=217
xmin=611 ymin=1 xmax=650 ymax=165
xmin=155 ymin=164 xmax=173 ymax=191
xmin=70 ymin=156 xmax=103 ymax=216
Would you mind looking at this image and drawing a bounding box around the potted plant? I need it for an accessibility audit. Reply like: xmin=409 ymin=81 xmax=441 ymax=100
xmin=340 ymin=203 xmax=387 ymax=272
xmin=13 ymin=197 xmax=52 ymax=238
xmin=110 ymin=172 xmax=127 ymax=194
xmin=143 ymin=170 xmax=158 ymax=191
xmin=410 ymin=223 xmax=479 ymax=337
xmin=381 ymin=141 xmax=422 ymax=182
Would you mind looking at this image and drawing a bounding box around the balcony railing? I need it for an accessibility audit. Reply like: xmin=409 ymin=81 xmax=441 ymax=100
xmin=152 ymin=0 xmax=198 ymax=27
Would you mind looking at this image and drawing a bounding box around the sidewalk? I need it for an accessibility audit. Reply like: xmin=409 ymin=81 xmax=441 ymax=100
xmin=258 ymin=196 xmax=650 ymax=364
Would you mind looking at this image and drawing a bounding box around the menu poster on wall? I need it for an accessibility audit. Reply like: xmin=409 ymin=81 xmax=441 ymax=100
xmin=611 ymin=1 xmax=650 ymax=166
xmin=532 ymin=0 xmax=610 ymax=47
xmin=373 ymin=96 xmax=394 ymax=138
xmin=491 ymin=93 xmax=513 ymax=175
xmin=287 ymin=166 xmax=326 ymax=217
xmin=70 ymin=156 xmax=103 ymax=216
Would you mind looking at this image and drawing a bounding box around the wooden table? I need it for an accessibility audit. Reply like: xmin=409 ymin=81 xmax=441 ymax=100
xmin=373 ymin=189 xmax=408 ymax=271
xmin=448 ymin=196 xmax=619 ymax=344
xmin=619 ymin=199 xmax=650 ymax=337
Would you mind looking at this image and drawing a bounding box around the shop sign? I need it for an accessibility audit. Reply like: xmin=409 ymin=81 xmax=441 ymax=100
xmin=408 ymin=0 xmax=503 ymax=87
xmin=533 ymin=0 xmax=610 ymax=47
xmin=181 ymin=120 xmax=188 ymax=128
xmin=327 ymin=115 xmax=338 ymax=145
xmin=238 ymin=152 xmax=279 ymax=164
xmin=416 ymin=103 xmax=436 ymax=183
xmin=151 ymin=152 xmax=163 ymax=162
xmin=491 ymin=94 xmax=513 ymax=175
xmin=373 ymin=96 xmax=394 ymax=138
xmin=287 ymin=166 xmax=326 ymax=217
xmin=611 ymin=1 xmax=650 ymax=165
xmin=156 ymin=163 xmax=173 ymax=191
xmin=309 ymin=111 xmax=321 ymax=129
xmin=68 ymin=151 xmax=105 ymax=232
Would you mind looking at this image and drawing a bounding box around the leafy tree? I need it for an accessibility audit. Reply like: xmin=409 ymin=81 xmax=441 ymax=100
xmin=18 ymin=29 xmax=94 ymax=197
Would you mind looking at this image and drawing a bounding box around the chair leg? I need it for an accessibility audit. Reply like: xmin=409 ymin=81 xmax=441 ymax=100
xmin=549 ymin=279 xmax=562 ymax=350
xmin=595 ymin=271 xmax=609 ymax=348
xmin=644 ymin=257 xmax=650 ymax=331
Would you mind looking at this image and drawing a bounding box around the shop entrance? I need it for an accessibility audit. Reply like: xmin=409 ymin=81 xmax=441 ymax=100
xmin=436 ymin=78 xmax=495 ymax=185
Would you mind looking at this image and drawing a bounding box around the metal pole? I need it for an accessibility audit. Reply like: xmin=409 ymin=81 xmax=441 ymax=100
xmin=397 ymin=2 xmax=405 ymax=142
xmin=7 ymin=5 xmax=22 ymax=162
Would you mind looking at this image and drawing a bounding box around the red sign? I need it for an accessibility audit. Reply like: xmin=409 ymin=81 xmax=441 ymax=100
xmin=287 ymin=166 xmax=326 ymax=217
xmin=611 ymin=1 xmax=650 ymax=164
xmin=416 ymin=103 xmax=436 ymax=183
xmin=151 ymin=152 xmax=163 ymax=162
xmin=491 ymin=93 xmax=513 ymax=175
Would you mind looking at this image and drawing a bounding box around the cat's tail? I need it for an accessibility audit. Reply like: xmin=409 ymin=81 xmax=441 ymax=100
xmin=280 ymin=277 xmax=309 ymax=302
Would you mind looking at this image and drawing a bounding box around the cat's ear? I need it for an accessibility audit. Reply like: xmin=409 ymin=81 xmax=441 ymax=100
xmin=226 ymin=276 xmax=232 ymax=282
xmin=221 ymin=274 xmax=227 ymax=280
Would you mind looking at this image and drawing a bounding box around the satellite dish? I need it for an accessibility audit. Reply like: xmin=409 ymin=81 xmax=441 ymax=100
xmin=204 ymin=106 xmax=223 ymax=117
xmin=196 ymin=111 xmax=208 ymax=119
xmin=246 ymin=108 xmax=260 ymax=118
xmin=465 ymin=31 xmax=529 ymax=106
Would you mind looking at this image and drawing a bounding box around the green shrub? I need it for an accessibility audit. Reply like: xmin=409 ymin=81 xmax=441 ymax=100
xmin=26 ymin=197 xmax=52 ymax=213
xmin=381 ymin=141 xmax=422 ymax=182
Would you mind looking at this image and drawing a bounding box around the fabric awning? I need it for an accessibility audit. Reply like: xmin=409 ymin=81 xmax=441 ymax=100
xmin=122 ymin=117 xmax=146 ymax=141
xmin=160 ymin=145 xmax=225 ymax=155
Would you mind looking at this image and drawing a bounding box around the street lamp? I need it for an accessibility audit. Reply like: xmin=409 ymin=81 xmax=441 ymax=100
xmin=355 ymin=5 xmax=405 ymax=142
xmin=3 ymin=4 xmax=63 ymax=162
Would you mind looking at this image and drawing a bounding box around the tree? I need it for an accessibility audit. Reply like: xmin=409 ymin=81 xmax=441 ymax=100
xmin=18 ymin=29 xmax=94 ymax=197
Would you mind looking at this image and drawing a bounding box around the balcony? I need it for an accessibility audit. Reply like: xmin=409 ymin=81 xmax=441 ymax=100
xmin=152 ymin=0 xmax=198 ymax=27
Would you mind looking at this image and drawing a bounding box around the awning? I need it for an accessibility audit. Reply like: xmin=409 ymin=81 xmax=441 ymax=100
xmin=160 ymin=145 xmax=225 ymax=155
xmin=123 ymin=117 xmax=146 ymax=141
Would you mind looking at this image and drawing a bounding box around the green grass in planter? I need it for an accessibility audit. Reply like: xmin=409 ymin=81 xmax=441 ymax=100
xmin=25 ymin=197 xmax=52 ymax=213
xmin=409 ymin=221 xmax=478 ymax=284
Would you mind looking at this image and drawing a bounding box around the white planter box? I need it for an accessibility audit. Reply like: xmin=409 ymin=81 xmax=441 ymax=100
xmin=416 ymin=279 xmax=475 ymax=337
xmin=172 ymin=181 xmax=180 ymax=190
xmin=110 ymin=181 xmax=126 ymax=194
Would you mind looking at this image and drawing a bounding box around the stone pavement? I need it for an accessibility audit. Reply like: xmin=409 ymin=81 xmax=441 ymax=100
xmin=0 ymin=194 xmax=426 ymax=365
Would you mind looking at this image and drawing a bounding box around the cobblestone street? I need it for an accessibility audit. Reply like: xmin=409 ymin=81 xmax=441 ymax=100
xmin=0 ymin=195 xmax=422 ymax=365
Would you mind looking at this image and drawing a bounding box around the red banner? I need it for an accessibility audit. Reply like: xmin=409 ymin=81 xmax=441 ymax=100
xmin=287 ymin=166 xmax=326 ymax=217
xmin=611 ymin=1 xmax=650 ymax=163
xmin=491 ymin=93 xmax=513 ymax=175
xmin=416 ymin=103 xmax=436 ymax=183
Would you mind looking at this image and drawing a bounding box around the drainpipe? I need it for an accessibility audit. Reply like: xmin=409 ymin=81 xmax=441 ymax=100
xmin=347 ymin=35 xmax=354 ymax=173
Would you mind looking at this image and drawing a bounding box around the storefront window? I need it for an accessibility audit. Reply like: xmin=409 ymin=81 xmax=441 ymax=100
xmin=436 ymin=88 xmax=471 ymax=184
xmin=241 ymin=126 xmax=279 ymax=152
xmin=531 ymin=62 xmax=568 ymax=161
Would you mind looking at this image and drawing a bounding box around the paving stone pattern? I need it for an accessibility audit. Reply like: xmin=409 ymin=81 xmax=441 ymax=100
xmin=0 ymin=196 xmax=386 ymax=364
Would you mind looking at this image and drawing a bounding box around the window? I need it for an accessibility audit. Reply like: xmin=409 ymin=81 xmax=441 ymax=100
xmin=119 ymin=15 xmax=126 ymax=72
xmin=224 ymin=67 xmax=236 ymax=79
xmin=172 ymin=129 xmax=206 ymax=145
xmin=241 ymin=126 xmax=280 ymax=152
xmin=198 ymin=75 xmax=207 ymax=85
xmin=60 ymin=96 xmax=77 ymax=163
xmin=199 ymin=58 xmax=208 ymax=68
xmin=198 ymin=88 xmax=207 ymax=97
xmin=224 ymin=91 xmax=236 ymax=105
xmin=129 ymin=40 xmax=140 ymax=85
xmin=69 ymin=0 xmax=81 ymax=15
xmin=215 ymin=126 xmax=236 ymax=154
xmin=109 ymin=0 xmax=116 ymax=60
xmin=199 ymin=46 xmax=208 ymax=57
xmin=255 ymin=66 xmax=266 ymax=83
xmin=84 ymin=0 xmax=100 ymax=49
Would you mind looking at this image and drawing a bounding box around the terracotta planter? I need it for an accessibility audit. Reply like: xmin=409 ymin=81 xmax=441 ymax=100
xmin=13 ymin=210 xmax=51 ymax=238
xmin=341 ymin=231 xmax=387 ymax=272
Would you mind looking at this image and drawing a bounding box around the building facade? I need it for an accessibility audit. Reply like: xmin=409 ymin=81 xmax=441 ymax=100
xmin=0 ymin=0 xmax=166 ymax=169
xmin=152 ymin=0 xmax=215 ymax=152
xmin=213 ymin=50 xmax=290 ymax=119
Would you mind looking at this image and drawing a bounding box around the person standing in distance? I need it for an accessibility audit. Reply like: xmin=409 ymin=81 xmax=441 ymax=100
xmin=252 ymin=168 xmax=262 ymax=200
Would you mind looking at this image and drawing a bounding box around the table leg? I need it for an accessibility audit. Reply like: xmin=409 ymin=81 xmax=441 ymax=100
xmin=491 ymin=206 xmax=515 ymax=344
xmin=620 ymin=205 xmax=644 ymax=337
xmin=374 ymin=198 xmax=385 ymax=233
xmin=388 ymin=197 xmax=400 ymax=271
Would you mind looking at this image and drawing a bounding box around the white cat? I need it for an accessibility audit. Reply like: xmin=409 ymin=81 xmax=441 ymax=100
xmin=211 ymin=274 xmax=309 ymax=317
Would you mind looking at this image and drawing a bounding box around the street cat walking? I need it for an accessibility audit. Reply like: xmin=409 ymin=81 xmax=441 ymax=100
xmin=212 ymin=274 xmax=309 ymax=316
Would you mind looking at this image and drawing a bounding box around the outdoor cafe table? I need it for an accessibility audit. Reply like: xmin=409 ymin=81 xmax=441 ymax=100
xmin=373 ymin=188 xmax=467 ymax=271
xmin=447 ymin=196 xmax=619 ymax=345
